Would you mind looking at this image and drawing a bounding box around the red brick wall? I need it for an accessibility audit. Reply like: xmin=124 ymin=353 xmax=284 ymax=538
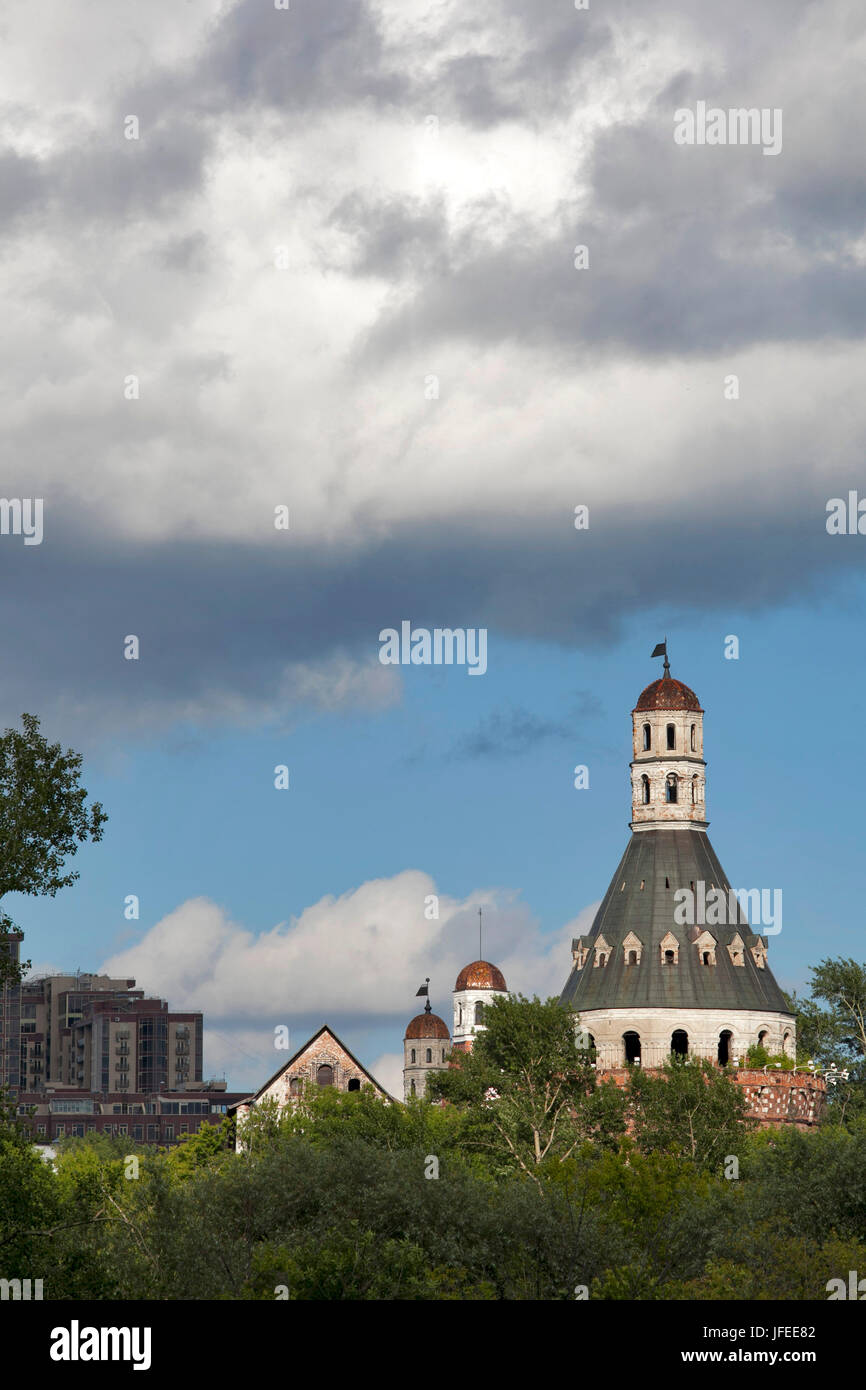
xmin=595 ymin=1065 xmax=826 ymax=1130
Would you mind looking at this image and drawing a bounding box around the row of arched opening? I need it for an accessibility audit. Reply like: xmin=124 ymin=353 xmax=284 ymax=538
xmin=623 ymin=1030 xmax=733 ymax=1065
xmin=642 ymin=722 xmax=697 ymax=752
xmin=620 ymin=1028 xmax=792 ymax=1065
xmin=409 ymin=1047 xmax=449 ymax=1064
xmin=639 ymin=773 xmax=702 ymax=805
xmin=456 ymin=1001 xmax=485 ymax=1027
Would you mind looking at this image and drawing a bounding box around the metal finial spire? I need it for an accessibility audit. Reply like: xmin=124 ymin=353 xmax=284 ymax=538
xmin=478 ymin=906 xmax=483 ymax=960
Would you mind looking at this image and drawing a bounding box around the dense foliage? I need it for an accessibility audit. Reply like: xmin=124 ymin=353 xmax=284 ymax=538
xmin=2 ymin=993 xmax=865 ymax=1300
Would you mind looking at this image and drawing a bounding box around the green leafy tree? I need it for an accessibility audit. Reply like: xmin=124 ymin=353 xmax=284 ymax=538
xmin=626 ymin=1058 xmax=752 ymax=1169
xmin=428 ymin=994 xmax=626 ymax=1185
xmin=0 ymin=713 xmax=107 ymax=984
xmin=785 ymin=960 xmax=866 ymax=1123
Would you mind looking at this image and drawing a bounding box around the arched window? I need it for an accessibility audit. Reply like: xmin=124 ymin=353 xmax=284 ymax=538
xmin=347 ymin=1078 xmax=361 ymax=1092
xmin=642 ymin=723 xmax=651 ymax=750
xmin=627 ymin=950 xmax=637 ymax=965
xmin=442 ymin=1050 xmax=446 ymax=1062
xmin=425 ymin=1048 xmax=432 ymax=1063
xmin=289 ymin=1077 xmax=301 ymax=1096
xmin=758 ymin=1030 xmax=768 ymax=1050
xmin=316 ymin=1064 xmax=334 ymax=1088
xmin=410 ymin=1048 xmax=416 ymax=1063
xmin=671 ymin=1029 xmax=688 ymax=1057
xmin=666 ymin=723 xmax=675 ymax=750
xmin=690 ymin=723 xmax=696 ymax=751
xmin=598 ymin=953 xmax=607 ymax=967
xmin=664 ymin=949 xmax=675 ymax=964
xmin=623 ymin=1032 xmax=641 ymax=1065
xmin=691 ymin=775 xmax=698 ymax=804
xmin=475 ymin=1001 xmax=485 ymax=1025
xmin=702 ymin=951 xmax=711 ymax=965
xmin=665 ymin=774 xmax=678 ymax=804
xmin=718 ymin=1030 xmax=733 ymax=1065
xmin=457 ymin=1005 xmax=462 ymax=1026
xmin=410 ymin=1079 xmax=416 ymax=1096
xmin=641 ymin=774 xmax=650 ymax=804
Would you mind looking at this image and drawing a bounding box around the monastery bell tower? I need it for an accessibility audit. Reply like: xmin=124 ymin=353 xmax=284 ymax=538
xmin=630 ymin=649 xmax=707 ymax=831
xmin=560 ymin=651 xmax=796 ymax=1071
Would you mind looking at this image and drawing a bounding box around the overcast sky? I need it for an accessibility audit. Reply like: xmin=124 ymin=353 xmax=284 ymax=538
xmin=3 ymin=0 xmax=865 ymax=1098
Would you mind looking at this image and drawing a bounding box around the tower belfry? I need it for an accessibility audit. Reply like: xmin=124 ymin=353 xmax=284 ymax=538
xmin=559 ymin=654 xmax=796 ymax=1070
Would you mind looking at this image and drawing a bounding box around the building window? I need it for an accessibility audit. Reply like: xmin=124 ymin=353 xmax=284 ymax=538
xmin=442 ymin=1050 xmax=446 ymax=1062
xmin=474 ymin=1002 xmax=485 ymax=1025
xmin=165 ymin=1126 xmax=174 ymax=1140
xmin=289 ymin=1077 xmax=302 ymax=1096
xmin=347 ymin=1078 xmax=361 ymax=1092
xmin=316 ymin=1064 xmax=334 ymax=1087
xmin=642 ymin=723 xmax=651 ymax=750
xmin=410 ymin=1080 xmax=416 ymax=1096
xmin=410 ymin=1049 xmax=416 ymax=1064
xmin=425 ymin=1048 xmax=432 ymax=1063
xmin=623 ymin=1032 xmax=641 ymax=1065
xmin=718 ymin=1030 xmax=733 ymax=1065
xmin=664 ymin=949 xmax=675 ymax=964
xmin=666 ymin=723 xmax=675 ymax=750
xmin=690 ymin=723 xmax=696 ymax=751
xmin=665 ymin=774 xmax=678 ymax=804
xmin=671 ymin=1030 xmax=688 ymax=1057
xmin=598 ymin=953 xmax=607 ymax=967
xmin=627 ymin=950 xmax=637 ymax=965
xmin=692 ymin=775 xmax=698 ymax=804
xmin=641 ymin=775 xmax=650 ymax=805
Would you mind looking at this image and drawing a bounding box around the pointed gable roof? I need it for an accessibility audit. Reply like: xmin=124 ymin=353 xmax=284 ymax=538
xmin=228 ymin=1024 xmax=396 ymax=1110
xmin=559 ymin=828 xmax=792 ymax=1014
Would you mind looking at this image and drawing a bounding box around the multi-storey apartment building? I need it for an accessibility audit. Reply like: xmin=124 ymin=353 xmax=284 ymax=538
xmin=1 ymin=937 xmax=208 ymax=1099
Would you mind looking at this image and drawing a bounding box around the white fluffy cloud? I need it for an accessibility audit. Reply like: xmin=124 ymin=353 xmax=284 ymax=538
xmin=100 ymin=870 xmax=596 ymax=1090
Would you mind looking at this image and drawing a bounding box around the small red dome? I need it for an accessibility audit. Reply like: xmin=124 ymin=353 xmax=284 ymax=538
xmin=404 ymin=1011 xmax=450 ymax=1041
xmin=634 ymin=677 xmax=702 ymax=713
xmin=454 ymin=960 xmax=507 ymax=992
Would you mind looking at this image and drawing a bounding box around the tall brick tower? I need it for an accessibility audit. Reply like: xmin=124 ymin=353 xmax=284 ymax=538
xmin=559 ymin=652 xmax=796 ymax=1070
xmin=403 ymin=997 xmax=450 ymax=1100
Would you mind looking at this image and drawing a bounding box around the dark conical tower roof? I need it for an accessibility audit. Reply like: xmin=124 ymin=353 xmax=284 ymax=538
xmin=559 ymin=828 xmax=789 ymax=1013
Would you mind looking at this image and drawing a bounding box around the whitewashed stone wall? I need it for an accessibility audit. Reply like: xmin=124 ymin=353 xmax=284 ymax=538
xmin=630 ymin=705 xmax=707 ymax=828
xmin=575 ymin=1005 xmax=796 ymax=1069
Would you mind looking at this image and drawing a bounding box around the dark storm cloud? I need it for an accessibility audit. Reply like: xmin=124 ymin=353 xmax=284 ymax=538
xmin=0 ymin=149 xmax=44 ymax=228
xmin=198 ymin=0 xmax=404 ymax=112
xmin=0 ymin=486 xmax=858 ymax=744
